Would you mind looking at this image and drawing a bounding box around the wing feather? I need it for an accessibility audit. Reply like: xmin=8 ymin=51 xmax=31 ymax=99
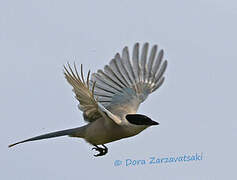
xmin=109 ymin=59 xmax=129 ymax=87
xmin=152 ymin=49 xmax=164 ymax=77
xmin=64 ymin=64 xmax=102 ymax=122
xmin=122 ymin=47 xmax=138 ymax=91
xmin=64 ymin=63 xmax=122 ymax=124
xmin=91 ymin=73 xmax=123 ymax=93
xmin=104 ymin=65 xmax=127 ymax=88
xmin=91 ymin=43 xmax=168 ymax=116
xmin=115 ymin=53 xmax=133 ymax=86
xmin=140 ymin=43 xmax=149 ymax=82
xmin=132 ymin=43 xmax=140 ymax=84
xmin=154 ymin=60 xmax=168 ymax=84
xmin=146 ymin=45 xmax=157 ymax=83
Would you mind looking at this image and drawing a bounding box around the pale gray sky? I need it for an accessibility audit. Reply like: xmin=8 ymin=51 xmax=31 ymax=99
xmin=1 ymin=0 xmax=237 ymax=179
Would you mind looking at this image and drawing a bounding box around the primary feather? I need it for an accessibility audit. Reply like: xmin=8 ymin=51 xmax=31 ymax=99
xmin=91 ymin=42 xmax=168 ymax=116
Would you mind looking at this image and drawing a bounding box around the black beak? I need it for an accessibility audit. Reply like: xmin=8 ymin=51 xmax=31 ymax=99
xmin=150 ymin=120 xmax=159 ymax=125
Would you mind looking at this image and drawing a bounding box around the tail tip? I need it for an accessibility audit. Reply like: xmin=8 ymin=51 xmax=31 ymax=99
xmin=8 ymin=143 xmax=17 ymax=148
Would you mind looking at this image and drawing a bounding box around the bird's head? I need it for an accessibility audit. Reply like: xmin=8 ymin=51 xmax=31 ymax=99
xmin=125 ymin=114 xmax=159 ymax=126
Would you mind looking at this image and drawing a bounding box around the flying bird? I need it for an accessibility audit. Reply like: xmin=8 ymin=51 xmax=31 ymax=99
xmin=9 ymin=43 xmax=168 ymax=156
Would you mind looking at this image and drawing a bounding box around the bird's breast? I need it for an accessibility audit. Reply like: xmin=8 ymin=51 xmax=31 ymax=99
xmin=84 ymin=119 xmax=146 ymax=145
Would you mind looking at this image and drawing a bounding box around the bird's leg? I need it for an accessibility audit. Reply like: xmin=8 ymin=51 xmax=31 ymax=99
xmin=92 ymin=144 xmax=108 ymax=157
xmin=102 ymin=144 xmax=108 ymax=154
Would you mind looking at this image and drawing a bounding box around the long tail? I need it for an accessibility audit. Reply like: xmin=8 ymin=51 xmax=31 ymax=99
xmin=8 ymin=126 xmax=86 ymax=148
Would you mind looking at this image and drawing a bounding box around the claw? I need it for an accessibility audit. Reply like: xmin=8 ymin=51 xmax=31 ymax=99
xmin=92 ymin=145 xmax=108 ymax=157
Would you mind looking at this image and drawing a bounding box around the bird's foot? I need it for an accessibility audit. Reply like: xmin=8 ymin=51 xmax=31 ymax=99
xmin=92 ymin=145 xmax=108 ymax=157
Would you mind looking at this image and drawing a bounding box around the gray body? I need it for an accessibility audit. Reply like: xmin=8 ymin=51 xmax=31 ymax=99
xmin=9 ymin=43 xmax=167 ymax=155
xmin=76 ymin=117 xmax=148 ymax=145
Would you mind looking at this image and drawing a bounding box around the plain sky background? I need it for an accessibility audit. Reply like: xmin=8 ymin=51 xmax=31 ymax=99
xmin=1 ymin=0 xmax=237 ymax=179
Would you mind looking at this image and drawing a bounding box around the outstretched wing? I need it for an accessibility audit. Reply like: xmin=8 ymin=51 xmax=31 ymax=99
xmin=64 ymin=63 xmax=122 ymax=124
xmin=91 ymin=43 xmax=167 ymax=117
